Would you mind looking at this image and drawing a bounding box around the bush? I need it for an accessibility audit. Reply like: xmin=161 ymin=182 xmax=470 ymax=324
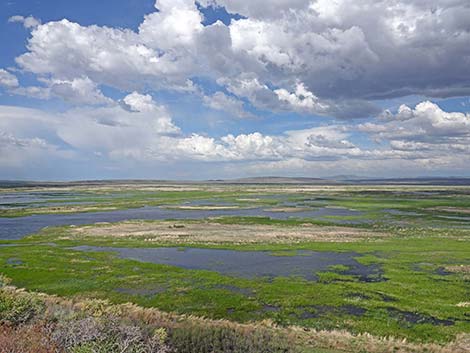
xmin=52 ymin=315 xmax=171 ymax=353
xmin=0 ymin=275 xmax=10 ymax=288
xmin=0 ymin=289 xmax=44 ymax=325
xmin=0 ymin=322 xmax=59 ymax=353
xmin=170 ymin=322 xmax=292 ymax=353
xmin=0 ymin=287 xmax=293 ymax=353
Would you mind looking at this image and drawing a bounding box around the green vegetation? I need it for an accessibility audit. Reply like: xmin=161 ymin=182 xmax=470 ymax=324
xmin=1 ymin=183 xmax=470 ymax=352
xmin=1 ymin=225 xmax=469 ymax=343
xmin=3 ymin=185 xmax=470 ymax=226
xmin=0 ymin=189 xmax=259 ymax=218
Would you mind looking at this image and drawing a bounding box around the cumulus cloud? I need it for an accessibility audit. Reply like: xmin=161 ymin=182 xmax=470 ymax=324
xmin=2 ymin=1 xmax=470 ymax=178
xmin=0 ymin=70 xmax=19 ymax=89
xmin=8 ymin=15 xmax=41 ymax=28
xmin=360 ymin=101 xmax=470 ymax=145
xmin=0 ymin=102 xmax=362 ymax=166
xmin=1 ymin=100 xmax=470 ymax=177
xmin=274 ymin=82 xmax=329 ymax=114
xmin=8 ymin=77 xmax=111 ymax=105
xmin=139 ymin=0 xmax=203 ymax=49
xmin=8 ymin=0 xmax=470 ymax=119
xmin=211 ymin=0 xmax=470 ymax=101
xmin=122 ymin=92 xmax=159 ymax=113
xmin=48 ymin=77 xmax=111 ymax=105
xmin=14 ymin=23 xmax=189 ymax=100
xmin=165 ymin=126 xmax=366 ymax=163
xmin=199 ymin=0 xmax=309 ymax=20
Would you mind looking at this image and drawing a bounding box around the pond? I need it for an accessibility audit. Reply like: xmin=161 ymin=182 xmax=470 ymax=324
xmin=71 ymin=246 xmax=383 ymax=282
xmin=0 ymin=191 xmax=89 ymax=208
xmin=0 ymin=206 xmax=362 ymax=240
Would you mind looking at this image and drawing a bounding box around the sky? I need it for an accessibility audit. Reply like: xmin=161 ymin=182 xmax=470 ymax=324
xmin=1 ymin=0 xmax=470 ymax=180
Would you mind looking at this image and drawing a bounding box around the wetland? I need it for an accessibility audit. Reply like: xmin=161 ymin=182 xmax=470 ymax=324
xmin=1 ymin=181 xmax=470 ymax=352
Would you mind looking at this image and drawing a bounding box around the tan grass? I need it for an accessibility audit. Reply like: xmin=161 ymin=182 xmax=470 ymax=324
xmin=26 ymin=205 xmax=118 ymax=214
xmin=263 ymin=207 xmax=312 ymax=212
xmin=164 ymin=205 xmax=247 ymax=210
xmin=444 ymin=265 xmax=470 ymax=274
xmin=68 ymin=220 xmax=390 ymax=244
xmin=426 ymin=207 xmax=470 ymax=214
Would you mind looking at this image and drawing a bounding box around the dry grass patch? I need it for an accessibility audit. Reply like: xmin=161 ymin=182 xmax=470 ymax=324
xmin=444 ymin=265 xmax=470 ymax=274
xmin=27 ymin=205 xmax=118 ymax=214
xmin=164 ymin=205 xmax=247 ymax=210
xmin=426 ymin=207 xmax=470 ymax=214
xmin=69 ymin=220 xmax=390 ymax=244
xmin=264 ymin=207 xmax=312 ymax=213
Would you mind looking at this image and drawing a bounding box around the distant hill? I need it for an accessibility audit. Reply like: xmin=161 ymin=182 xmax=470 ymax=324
xmin=209 ymin=177 xmax=339 ymax=184
xmin=348 ymin=177 xmax=470 ymax=185
xmin=210 ymin=176 xmax=470 ymax=185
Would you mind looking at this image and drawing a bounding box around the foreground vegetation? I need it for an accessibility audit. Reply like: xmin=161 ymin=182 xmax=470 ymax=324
xmin=1 ymin=221 xmax=469 ymax=346
xmin=1 ymin=279 xmax=469 ymax=353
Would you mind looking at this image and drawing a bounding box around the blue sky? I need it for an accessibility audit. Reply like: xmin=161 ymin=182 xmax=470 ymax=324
xmin=0 ymin=0 xmax=470 ymax=180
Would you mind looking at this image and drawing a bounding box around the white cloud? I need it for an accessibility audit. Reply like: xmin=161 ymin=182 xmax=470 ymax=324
xmin=11 ymin=85 xmax=50 ymax=99
xmin=15 ymin=19 xmax=191 ymax=91
xmin=275 ymin=82 xmax=329 ymax=114
xmin=56 ymin=97 xmax=180 ymax=155
xmin=0 ymin=103 xmax=361 ymax=166
xmin=358 ymin=101 xmax=470 ymax=167
xmin=8 ymin=77 xmax=111 ymax=105
xmin=166 ymin=125 xmax=365 ymax=162
xmin=122 ymin=92 xmax=158 ymax=113
xmin=139 ymin=0 xmax=203 ymax=49
xmin=221 ymin=132 xmax=281 ymax=159
xmin=0 ymin=93 xmax=180 ymax=168
xmin=10 ymin=0 xmax=470 ymax=119
xmin=202 ymin=91 xmax=254 ymax=118
xmin=360 ymin=101 xmax=470 ymax=144
xmin=172 ymin=134 xmax=227 ymax=160
xmin=1 ymin=100 xmax=470 ymax=177
xmin=199 ymin=0 xmax=308 ymax=20
xmin=2 ymin=1 xmax=470 ymax=178
xmin=8 ymin=15 xmax=41 ymax=29
xmin=48 ymin=77 xmax=111 ymax=105
xmin=0 ymin=69 xmax=19 ymax=89
xmin=0 ymin=131 xmax=60 ymax=168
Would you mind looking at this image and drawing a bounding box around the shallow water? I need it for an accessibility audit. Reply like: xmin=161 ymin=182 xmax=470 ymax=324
xmin=0 ymin=191 xmax=87 ymax=207
xmin=383 ymin=209 xmax=422 ymax=216
xmin=71 ymin=246 xmax=382 ymax=281
xmin=0 ymin=206 xmax=362 ymax=240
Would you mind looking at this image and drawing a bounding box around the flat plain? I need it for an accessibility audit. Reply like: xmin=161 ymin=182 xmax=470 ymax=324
xmin=1 ymin=181 xmax=469 ymax=352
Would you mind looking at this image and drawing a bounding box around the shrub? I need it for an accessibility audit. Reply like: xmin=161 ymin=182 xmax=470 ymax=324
xmin=169 ymin=322 xmax=292 ymax=353
xmin=0 ymin=289 xmax=44 ymax=325
xmin=0 ymin=322 xmax=59 ymax=353
xmin=0 ymin=275 xmax=10 ymax=288
xmin=52 ymin=315 xmax=171 ymax=353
